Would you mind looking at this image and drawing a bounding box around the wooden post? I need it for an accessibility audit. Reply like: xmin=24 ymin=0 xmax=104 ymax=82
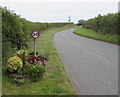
xmin=34 ymin=39 xmax=36 ymax=57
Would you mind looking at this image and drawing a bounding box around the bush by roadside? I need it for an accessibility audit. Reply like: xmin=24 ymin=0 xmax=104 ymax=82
xmin=2 ymin=7 xmax=73 ymax=65
xmin=82 ymin=13 xmax=118 ymax=35
xmin=4 ymin=48 xmax=47 ymax=84
xmin=73 ymin=27 xmax=119 ymax=44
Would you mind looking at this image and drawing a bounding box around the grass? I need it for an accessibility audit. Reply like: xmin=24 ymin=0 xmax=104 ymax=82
xmin=2 ymin=24 xmax=78 ymax=95
xmin=73 ymin=27 xmax=119 ymax=45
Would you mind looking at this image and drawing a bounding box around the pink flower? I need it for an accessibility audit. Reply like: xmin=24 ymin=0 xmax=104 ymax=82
xmin=39 ymin=61 xmax=46 ymax=66
xmin=25 ymin=61 xmax=28 ymax=64
xmin=30 ymin=60 xmax=33 ymax=63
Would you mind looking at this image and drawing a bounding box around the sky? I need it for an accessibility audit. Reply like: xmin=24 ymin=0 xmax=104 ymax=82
xmin=1 ymin=0 xmax=119 ymax=23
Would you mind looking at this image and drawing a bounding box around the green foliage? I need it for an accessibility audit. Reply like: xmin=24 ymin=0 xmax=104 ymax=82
xmin=6 ymin=56 xmax=23 ymax=73
xmin=73 ymin=27 xmax=119 ymax=44
xmin=16 ymin=49 xmax=28 ymax=56
xmin=38 ymin=53 xmax=48 ymax=61
xmin=77 ymin=19 xmax=85 ymax=26
xmin=2 ymin=7 xmax=26 ymax=48
xmin=2 ymin=7 xmax=73 ymax=66
xmin=118 ymin=12 xmax=120 ymax=36
xmin=27 ymin=63 xmax=46 ymax=82
xmin=5 ymin=48 xmax=47 ymax=84
xmin=11 ymin=74 xmax=27 ymax=85
xmin=3 ymin=25 xmax=77 ymax=95
xmin=83 ymin=13 xmax=118 ymax=35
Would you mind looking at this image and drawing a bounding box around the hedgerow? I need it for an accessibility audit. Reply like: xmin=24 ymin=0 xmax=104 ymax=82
xmin=82 ymin=13 xmax=118 ymax=35
xmin=2 ymin=7 xmax=73 ymax=63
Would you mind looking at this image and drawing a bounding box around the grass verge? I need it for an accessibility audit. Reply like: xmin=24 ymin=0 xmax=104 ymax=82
xmin=3 ymin=24 xmax=77 ymax=95
xmin=73 ymin=27 xmax=119 ymax=45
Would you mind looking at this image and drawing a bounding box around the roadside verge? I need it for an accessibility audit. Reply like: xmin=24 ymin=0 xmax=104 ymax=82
xmin=3 ymin=24 xmax=78 ymax=95
xmin=73 ymin=27 xmax=119 ymax=45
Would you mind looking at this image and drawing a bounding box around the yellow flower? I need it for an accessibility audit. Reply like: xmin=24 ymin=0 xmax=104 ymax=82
xmin=23 ymin=46 xmax=26 ymax=48
xmin=16 ymin=50 xmax=28 ymax=56
xmin=7 ymin=56 xmax=23 ymax=73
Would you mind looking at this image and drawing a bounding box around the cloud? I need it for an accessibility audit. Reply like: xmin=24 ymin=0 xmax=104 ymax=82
xmin=1 ymin=1 xmax=118 ymax=23
xmin=1 ymin=0 xmax=119 ymax=3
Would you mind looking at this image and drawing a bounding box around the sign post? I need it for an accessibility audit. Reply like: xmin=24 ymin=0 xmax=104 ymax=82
xmin=31 ymin=30 xmax=40 ymax=57
xmin=34 ymin=39 xmax=36 ymax=56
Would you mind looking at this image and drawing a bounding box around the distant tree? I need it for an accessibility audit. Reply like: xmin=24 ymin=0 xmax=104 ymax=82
xmin=77 ymin=19 xmax=85 ymax=26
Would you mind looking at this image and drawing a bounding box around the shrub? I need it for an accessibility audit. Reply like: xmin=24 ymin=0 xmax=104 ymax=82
xmin=2 ymin=7 xmax=73 ymax=67
xmin=82 ymin=13 xmax=118 ymax=35
xmin=16 ymin=49 xmax=28 ymax=56
xmin=28 ymin=51 xmax=46 ymax=66
xmin=6 ymin=56 xmax=23 ymax=73
xmin=27 ymin=63 xmax=46 ymax=82
xmin=5 ymin=50 xmax=47 ymax=83
xmin=16 ymin=49 xmax=29 ymax=64
xmin=11 ymin=74 xmax=27 ymax=84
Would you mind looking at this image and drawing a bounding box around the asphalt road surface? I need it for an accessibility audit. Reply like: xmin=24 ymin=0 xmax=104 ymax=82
xmin=53 ymin=28 xmax=118 ymax=95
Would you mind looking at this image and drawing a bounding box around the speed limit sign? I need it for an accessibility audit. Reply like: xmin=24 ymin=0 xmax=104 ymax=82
xmin=31 ymin=30 xmax=40 ymax=57
xmin=32 ymin=30 xmax=40 ymax=39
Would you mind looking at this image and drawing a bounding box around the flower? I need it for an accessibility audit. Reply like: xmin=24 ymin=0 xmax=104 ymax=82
xmin=36 ymin=58 xmax=40 ymax=61
xmin=39 ymin=61 xmax=46 ymax=66
xmin=29 ymin=52 xmax=34 ymax=55
xmin=36 ymin=52 xmax=38 ymax=55
xmin=18 ymin=55 xmax=22 ymax=58
xmin=23 ymin=52 xmax=25 ymax=54
xmin=30 ymin=60 xmax=33 ymax=63
xmin=29 ymin=52 xmax=39 ymax=55
xmin=16 ymin=50 xmax=28 ymax=56
xmin=23 ymin=46 xmax=26 ymax=48
xmin=29 ymin=56 xmax=38 ymax=63
xmin=24 ymin=61 xmax=28 ymax=64
xmin=7 ymin=56 xmax=23 ymax=72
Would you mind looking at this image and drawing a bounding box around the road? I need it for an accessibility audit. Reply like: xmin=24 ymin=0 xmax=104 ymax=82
xmin=53 ymin=28 xmax=118 ymax=95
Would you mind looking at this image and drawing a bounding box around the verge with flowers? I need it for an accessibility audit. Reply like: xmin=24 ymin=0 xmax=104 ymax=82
xmin=5 ymin=48 xmax=47 ymax=84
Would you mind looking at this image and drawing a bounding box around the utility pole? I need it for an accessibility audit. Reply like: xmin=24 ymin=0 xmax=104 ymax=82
xmin=68 ymin=16 xmax=71 ymax=22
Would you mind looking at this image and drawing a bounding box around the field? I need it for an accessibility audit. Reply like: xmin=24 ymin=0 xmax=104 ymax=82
xmin=73 ymin=27 xmax=119 ymax=45
xmin=2 ymin=24 xmax=77 ymax=95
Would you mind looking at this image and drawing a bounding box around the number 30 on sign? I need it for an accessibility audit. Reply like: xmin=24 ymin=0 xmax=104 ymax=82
xmin=32 ymin=30 xmax=40 ymax=39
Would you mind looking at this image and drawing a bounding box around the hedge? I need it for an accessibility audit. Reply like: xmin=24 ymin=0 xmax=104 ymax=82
xmin=82 ymin=13 xmax=119 ymax=35
xmin=2 ymin=7 xmax=73 ymax=63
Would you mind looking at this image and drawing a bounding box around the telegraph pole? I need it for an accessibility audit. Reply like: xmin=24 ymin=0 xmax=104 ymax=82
xmin=68 ymin=16 xmax=71 ymax=22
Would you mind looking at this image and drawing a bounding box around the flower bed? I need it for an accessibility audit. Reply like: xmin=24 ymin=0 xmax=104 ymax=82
xmin=5 ymin=49 xmax=47 ymax=84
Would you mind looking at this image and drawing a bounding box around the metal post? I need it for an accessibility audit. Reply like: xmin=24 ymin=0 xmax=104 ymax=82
xmin=34 ymin=39 xmax=36 ymax=57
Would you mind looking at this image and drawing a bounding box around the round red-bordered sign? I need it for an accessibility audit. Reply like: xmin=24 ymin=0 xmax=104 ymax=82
xmin=32 ymin=30 xmax=40 ymax=39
